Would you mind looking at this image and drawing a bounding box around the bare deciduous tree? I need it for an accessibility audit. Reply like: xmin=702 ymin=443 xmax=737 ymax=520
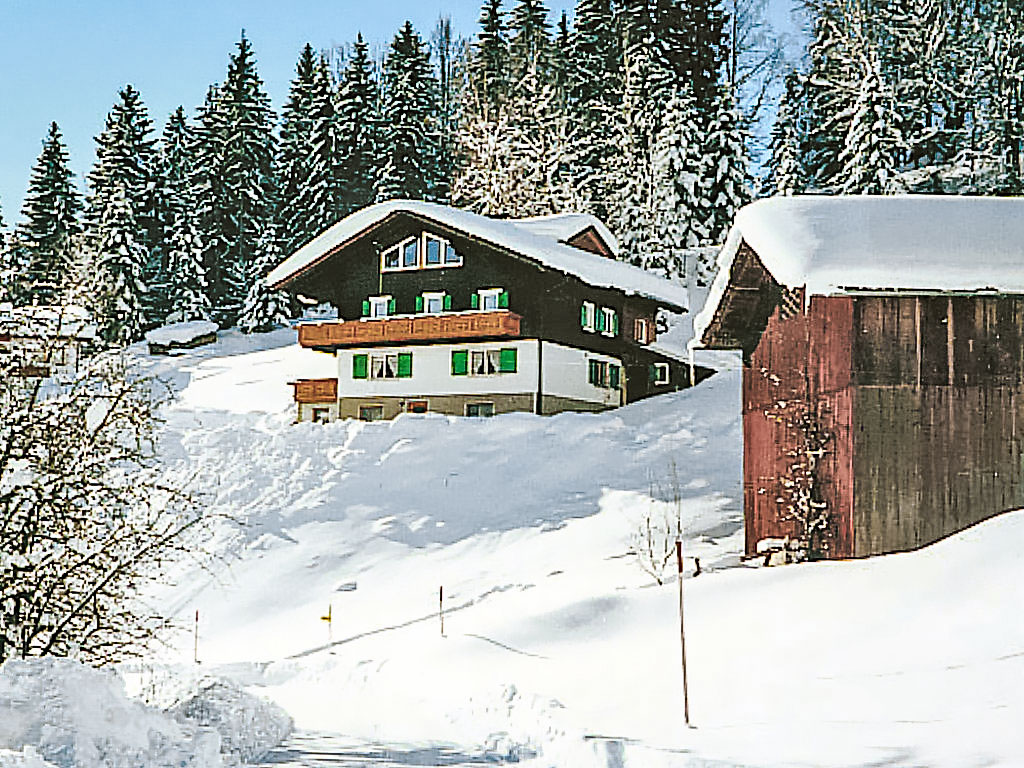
xmin=0 ymin=313 xmax=208 ymax=665
xmin=629 ymin=462 xmax=685 ymax=585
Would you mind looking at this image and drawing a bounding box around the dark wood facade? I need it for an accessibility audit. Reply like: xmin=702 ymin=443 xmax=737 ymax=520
xmin=278 ymin=210 xmax=699 ymax=405
xmin=711 ymin=244 xmax=1024 ymax=558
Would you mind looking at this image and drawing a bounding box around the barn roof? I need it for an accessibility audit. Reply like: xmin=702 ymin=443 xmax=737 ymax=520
xmin=266 ymin=200 xmax=686 ymax=311
xmin=693 ymin=195 xmax=1024 ymax=350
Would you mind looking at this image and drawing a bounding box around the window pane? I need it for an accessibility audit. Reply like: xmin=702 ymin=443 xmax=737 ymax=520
xmin=482 ymin=292 xmax=498 ymax=310
xmin=371 ymin=299 xmax=388 ymax=317
xmin=445 ymin=244 xmax=461 ymax=264
xmin=371 ymin=357 xmax=385 ymax=379
xmin=427 ymin=296 xmax=443 ymax=313
xmin=386 ymin=355 xmax=398 ymax=378
xmin=403 ymin=240 xmax=418 ymax=267
xmin=472 ymin=351 xmax=485 ymax=374
xmin=384 ymin=247 xmax=400 ymax=269
xmin=425 ymin=237 xmax=442 ymax=264
xmin=486 ymin=350 xmax=500 ymax=374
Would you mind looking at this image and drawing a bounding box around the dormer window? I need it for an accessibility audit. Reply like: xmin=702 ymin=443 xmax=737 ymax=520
xmin=381 ymin=232 xmax=462 ymax=272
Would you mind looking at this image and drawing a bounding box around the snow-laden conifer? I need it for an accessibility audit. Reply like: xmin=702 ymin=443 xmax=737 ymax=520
xmin=701 ymin=89 xmax=750 ymax=242
xmin=239 ymin=223 xmax=291 ymax=334
xmin=763 ymin=71 xmax=803 ymax=196
xmin=165 ymin=213 xmax=212 ymax=323
xmin=337 ymin=34 xmax=383 ymax=215
xmin=95 ymin=185 xmax=148 ymax=346
xmin=276 ymin=44 xmax=319 ymax=254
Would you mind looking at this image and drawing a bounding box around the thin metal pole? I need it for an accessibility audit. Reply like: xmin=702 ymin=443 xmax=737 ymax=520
xmin=193 ymin=610 xmax=199 ymax=664
xmin=676 ymin=540 xmax=691 ymax=726
xmin=439 ymin=586 xmax=445 ymax=637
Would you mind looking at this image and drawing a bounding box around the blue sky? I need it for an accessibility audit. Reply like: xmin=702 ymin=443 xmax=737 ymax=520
xmin=0 ymin=0 xmax=793 ymax=223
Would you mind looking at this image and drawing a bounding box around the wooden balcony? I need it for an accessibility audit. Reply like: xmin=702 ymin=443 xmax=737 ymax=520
xmin=291 ymin=378 xmax=338 ymax=403
xmin=298 ymin=311 xmax=523 ymax=349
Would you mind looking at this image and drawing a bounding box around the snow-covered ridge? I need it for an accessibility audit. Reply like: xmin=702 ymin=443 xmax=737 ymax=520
xmin=692 ymin=194 xmax=1024 ymax=349
xmin=266 ymin=200 xmax=687 ymax=310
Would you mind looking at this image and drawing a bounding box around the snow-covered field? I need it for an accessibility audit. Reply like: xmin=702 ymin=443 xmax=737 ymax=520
xmin=12 ymin=327 xmax=1021 ymax=767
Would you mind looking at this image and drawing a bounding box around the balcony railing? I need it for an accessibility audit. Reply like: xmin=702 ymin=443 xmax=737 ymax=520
xmin=291 ymin=378 xmax=339 ymax=403
xmin=298 ymin=311 xmax=523 ymax=349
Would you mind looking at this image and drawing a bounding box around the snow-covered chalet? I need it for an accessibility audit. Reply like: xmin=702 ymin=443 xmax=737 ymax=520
xmin=267 ymin=200 xmax=707 ymax=421
xmin=693 ymin=195 xmax=1024 ymax=560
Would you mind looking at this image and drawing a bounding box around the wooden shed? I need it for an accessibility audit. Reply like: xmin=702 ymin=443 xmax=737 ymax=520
xmin=693 ymin=195 xmax=1024 ymax=559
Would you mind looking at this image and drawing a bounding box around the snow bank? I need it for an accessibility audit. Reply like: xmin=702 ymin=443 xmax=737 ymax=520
xmin=145 ymin=321 xmax=219 ymax=347
xmin=167 ymin=676 xmax=292 ymax=764
xmin=0 ymin=659 xmax=221 ymax=768
xmin=0 ymin=748 xmax=57 ymax=768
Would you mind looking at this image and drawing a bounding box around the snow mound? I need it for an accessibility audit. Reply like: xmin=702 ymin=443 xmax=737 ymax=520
xmin=145 ymin=321 xmax=219 ymax=347
xmin=168 ymin=676 xmax=292 ymax=764
xmin=0 ymin=748 xmax=57 ymax=768
xmin=0 ymin=658 xmax=221 ymax=768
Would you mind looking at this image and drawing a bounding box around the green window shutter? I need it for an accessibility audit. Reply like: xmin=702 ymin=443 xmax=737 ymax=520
xmin=580 ymin=304 xmax=588 ymax=328
xmin=397 ymin=352 xmax=413 ymax=378
xmin=610 ymin=365 xmax=620 ymax=389
xmin=361 ymin=300 xmax=370 ymax=317
xmin=451 ymin=350 xmax=468 ymax=375
xmin=612 ymin=313 xmax=619 ymax=335
xmin=596 ymin=310 xmax=606 ymax=332
xmin=353 ymin=354 xmax=368 ymax=379
xmin=415 ymin=295 xmax=424 ymax=312
xmin=649 ymin=364 xmax=657 ymax=383
xmin=588 ymin=360 xmax=598 ymax=385
xmin=443 ymin=294 xmax=452 ymax=311
xmin=498 ymin=291 xmax=509 ymax=309
xmin=388 ymin=298 xmax=396 ymax=314
xmin=471 ymin=293 xmax=480 ymax=309
xmin=498 ymin=348 xmax=517 ymax=373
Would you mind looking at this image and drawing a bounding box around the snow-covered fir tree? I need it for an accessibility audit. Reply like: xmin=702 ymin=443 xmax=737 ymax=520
xmin=838 ymin=50 xmax=905 ymax=194
xmin=701 ymin=89 xmax=750 ymax=242
xmin=470 ymin=0 xmax=510 ymax=112
xmin=431 ymin=15 xmax=463 ymax=204
xmin=239 ymin=223 xmax=291 ymax=334
xmin=377 ymin=21 xmax=443 ymax=202
xmin=84 ymin=86 xmax=160 ymax=325
xmin=192 ymin=33 xmax=277 ymax=327
xmin=763 ymin=70 xmax=803 ymax=195
xmin=165 ymin=212 xmax=211 ymax=323
xmin=291 ymin=57 xmax=344 ymax=239
xmin=508 ymin=0 xmax=554 ymax=82
xmin=452 ymin=95 xmax=518 ymax=214
xmin=276 ymin=44 xmax=319 ymax=254
xmin=94 ymin=185 xmax=148 ymax=346
xmin=569 ymin=0 xmax=623 ymax=219
xmin=336 ymin=34 xmax=383 ymax=215
xmin=14 ymin=122 xmax=82 ymax=305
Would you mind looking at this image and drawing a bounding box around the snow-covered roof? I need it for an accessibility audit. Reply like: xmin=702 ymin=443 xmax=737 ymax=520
xmin=266 ymin=200 xmax=686 ymax=310
xmin=692 ymin=195 xmax=1024 ymax=348
xmin=0 ymin=303 xmax=96 ymax=340
xmin=510 ymin=213 xmax=620 ymax=255
xmin=144 ymin=320 xmax=219 ymax=346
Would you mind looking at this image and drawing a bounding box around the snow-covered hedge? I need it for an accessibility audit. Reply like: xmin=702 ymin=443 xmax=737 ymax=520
xmin=0 ymin=658 xmax=221 ymax=768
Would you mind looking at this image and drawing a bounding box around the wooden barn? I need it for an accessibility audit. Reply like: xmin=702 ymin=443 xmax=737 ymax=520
xmin=692 ymin=195 xmax=1024 ymax=559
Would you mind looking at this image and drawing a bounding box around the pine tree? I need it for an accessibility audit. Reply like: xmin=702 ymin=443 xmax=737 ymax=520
xmin=95 ymin=185 xmax=148 ymax=345
xmin=239 ymin=222 xmax=291 ymax=333
xmin=277 ymin=44 xmax=319 ymax=254
xmin=470 ymin=0 xmax=510 ymax=111
xmin=764 ymin=70 xmax=804 ymax=195
xmin=337 ymin=34 xmax=383 ymax=215
xmin=431 ymin=16 xmax=462 ymax=203
xmin=838 ymin=51 xmax=905 ymax=194
xmin=508 ymin=0 xmax=553 ymax=81
xmin=303 ymin=57 xmax=345 ymax=234
xmin=702 ymin=89 xmax=750 ymax=242
xmin=0 ymin=198 xmax=12 ymax=305
xmin=192 ymin=33 xmax=277 ymax=327
xmin=165 ymin=213 xmax=211 ymax=323
xmin=15 ymin=122 xmax=82 ymax=305
xmin=569 ymin=0 xmax=623 ymax=218
xmin=377 ymin=22 xmax=443 ymax=202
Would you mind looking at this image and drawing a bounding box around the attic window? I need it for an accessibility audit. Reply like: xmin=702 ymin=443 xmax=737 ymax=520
xmin=382 ymin=232 xmax=462 ymax=271
xmin=381 ymin=237 xmax=419 ymax=271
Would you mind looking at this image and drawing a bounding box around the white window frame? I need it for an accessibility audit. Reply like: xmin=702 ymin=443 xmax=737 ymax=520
xmin=582 ymin=301 xmax=596 ymax=332
xmin=469 ymin=348 xmax=502 ymax=376
xmin=381 ymin=236 xmax=420 ymax=272
xmin=634 ymin=317 xmax=649 ymax=344
xmin=422 ymin=232 xmax=446 ymax=267
xmin=369 ymin=353 xmax=401 ymax=380
xmin=601 ymin=307 xmax=617 ymax=338
xmin=368 ymin=295 xmax=392 ymax=318
xmin=478 ymin=288 xmax=503 ymax=311
xmin=466 ymin=401 xmax=495 ymax=418
xmin=654 ymin=362 xmax=670 ymax=385
xmin=421 ymin=291 xmax=447 ymax=315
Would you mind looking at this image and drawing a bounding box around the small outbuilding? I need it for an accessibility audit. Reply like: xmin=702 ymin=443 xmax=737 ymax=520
xmin=693 ymin=195 xmax=1024 ymax=559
